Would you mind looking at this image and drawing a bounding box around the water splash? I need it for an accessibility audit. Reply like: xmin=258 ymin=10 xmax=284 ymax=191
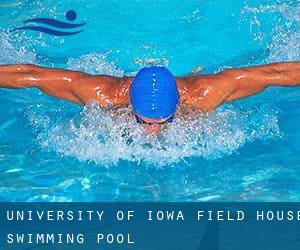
xmin=26 ymin=101 xmax=281 ymax=166
xmin=242 ymin=3 xmax=288 ymax=15
xmin=0 ymin=31 xmax=36 ymax=64
xmin=242 ymin=2 xmax=300 ymax=62
xmin=133 ymin=57 xmax=169 ymax=67
xmin=67 ymin=51 xmax=124 ymax=76
xmin=268 ymin=4 xmax=300 ymax=62
xmin=181 ymin=8 xmax=201 ymax=23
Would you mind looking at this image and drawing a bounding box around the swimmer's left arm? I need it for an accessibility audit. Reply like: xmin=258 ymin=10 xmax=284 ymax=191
xmin=0 ymin=64 xmax=89 ymax=104
xmin=0 ymin=64 xmax=131 ymax=106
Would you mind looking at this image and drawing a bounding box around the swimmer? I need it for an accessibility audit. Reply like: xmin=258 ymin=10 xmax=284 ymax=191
xmin=0 ymin=62 xmax=300 ymax=134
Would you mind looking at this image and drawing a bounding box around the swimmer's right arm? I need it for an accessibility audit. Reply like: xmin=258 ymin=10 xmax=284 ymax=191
xmin=224 ymin=62 xmax=300 ymax=102
xmin=183 ymin=62 xmax=300 ymax=111
xmin=0 ymin=64 xmax=130 ymax=106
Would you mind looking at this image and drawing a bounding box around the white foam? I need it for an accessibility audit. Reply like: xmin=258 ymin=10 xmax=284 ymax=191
xmin=26 ymin=101 xmax=281 ymax=167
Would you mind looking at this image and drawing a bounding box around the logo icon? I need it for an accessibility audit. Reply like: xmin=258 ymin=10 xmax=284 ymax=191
xmin=10 ymin=10 xmax=85 ymax=36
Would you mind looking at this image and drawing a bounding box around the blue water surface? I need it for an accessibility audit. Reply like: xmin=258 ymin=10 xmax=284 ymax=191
xmin=0 ymin=0 xmax=299 ymax=201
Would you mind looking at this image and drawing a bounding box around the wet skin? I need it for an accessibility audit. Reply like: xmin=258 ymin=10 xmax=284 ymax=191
xmin=0 ymin=62 xmax=300 ymax=133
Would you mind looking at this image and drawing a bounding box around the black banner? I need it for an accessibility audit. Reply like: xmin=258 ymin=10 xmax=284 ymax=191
xmin=0 ymin=202 xmax=300 ymax=249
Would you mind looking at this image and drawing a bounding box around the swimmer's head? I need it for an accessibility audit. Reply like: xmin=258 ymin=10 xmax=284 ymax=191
xmin=129 ymin=66 xmax=179 ymax=130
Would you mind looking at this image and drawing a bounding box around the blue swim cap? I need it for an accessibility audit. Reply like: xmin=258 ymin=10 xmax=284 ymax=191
xmin=130 ymin=66 xmax=179 ymax=120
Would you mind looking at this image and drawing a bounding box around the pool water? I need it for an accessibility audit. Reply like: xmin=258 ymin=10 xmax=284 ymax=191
xmin=0 ymin=0 xmax=299 ymax=201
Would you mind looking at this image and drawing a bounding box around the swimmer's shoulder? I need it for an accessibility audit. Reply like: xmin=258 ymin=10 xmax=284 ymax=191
xmin=176 ymin=75 xmax=212 ymax=106
xmin=72 ymin=75 xmax=132 ymax=106
xmin=176 ymin=73 xmax=237 ymax=112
